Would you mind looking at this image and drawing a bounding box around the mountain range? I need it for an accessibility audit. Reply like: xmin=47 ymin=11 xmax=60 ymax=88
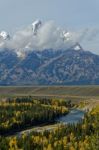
xmin=0 ymin=20 xmax=99 ymax=85
xmin=0 ymin=45 xmax=99 ymax=85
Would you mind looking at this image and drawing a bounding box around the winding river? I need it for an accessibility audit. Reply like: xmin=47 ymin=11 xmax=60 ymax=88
xmin=14 ymin=109 xmax=85 ymax=136
xmin=57 ymin=109 xmax=85 ymax=124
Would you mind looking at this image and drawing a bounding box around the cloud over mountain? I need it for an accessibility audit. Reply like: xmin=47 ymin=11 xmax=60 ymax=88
xmin=0 ymin=20 xmax=99 ymax=55
xmin=0 ymin=20 xmax=80 ymax=53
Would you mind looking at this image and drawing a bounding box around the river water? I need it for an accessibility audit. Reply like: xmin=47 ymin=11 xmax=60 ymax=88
xmin=57 ymin=109 xmax=85 ymax=124
xmin=14 ymin=109 xmax=85 ymax=136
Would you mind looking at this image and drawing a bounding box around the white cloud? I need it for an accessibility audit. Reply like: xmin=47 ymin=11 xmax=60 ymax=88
xmin=0 ymin=21 xmax=78 ymax=53
xmin=0 ymin=20 xmax=99 ymax=55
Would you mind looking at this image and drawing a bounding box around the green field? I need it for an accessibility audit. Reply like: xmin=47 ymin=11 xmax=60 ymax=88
xmin=0 ymin=86 xmax=99 ymax=99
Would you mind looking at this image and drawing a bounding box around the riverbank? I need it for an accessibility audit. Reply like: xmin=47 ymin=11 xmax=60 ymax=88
xmin=9 ymin=109 xmax=85 ymax=138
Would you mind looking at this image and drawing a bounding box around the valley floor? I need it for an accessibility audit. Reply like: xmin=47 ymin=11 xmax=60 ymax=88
xmin=0 ymin=86 xmax=99 ymax=150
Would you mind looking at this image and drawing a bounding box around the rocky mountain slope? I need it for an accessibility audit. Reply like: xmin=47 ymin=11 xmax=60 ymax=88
xmin=0 ymin=46 xmax=99 ymax=85
xmin=0 ymin=20 xmax=99 ymax=85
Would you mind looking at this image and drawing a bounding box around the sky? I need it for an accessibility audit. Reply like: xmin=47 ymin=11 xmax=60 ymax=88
xmin=0 ymin=0 xmax=99 ymax=54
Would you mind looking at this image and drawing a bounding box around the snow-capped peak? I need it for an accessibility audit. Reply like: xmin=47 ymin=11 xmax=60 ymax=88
xmin=73 ymin=43 xmax=83 ymax=51
xmin=0 ymin=31 xmax=10 ymax=40
xmin=74 ymin=45 xmax=81 ymax=50
xmin=62 ymin=31 xmax=71 ymax=41
xmin=0 ymin=20 xmax=84 ymax=59
xmin=32 ymin=20 xmax=42 ymax=35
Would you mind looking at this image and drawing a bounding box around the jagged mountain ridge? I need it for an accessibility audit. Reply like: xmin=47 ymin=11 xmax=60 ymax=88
xmin=0 ymin=20 xmax=99 ymax=85
xmin=0 ymin=47 xmax=99 ymax=85
xmin=0 ymin=20 xmax=75 ymax=58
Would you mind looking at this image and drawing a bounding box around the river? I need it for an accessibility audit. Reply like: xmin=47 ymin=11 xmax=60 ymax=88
xmin=10 ymin=109 xmax=85 ymax=137
xmin=57 ymin=109 xmax=85 ymax=124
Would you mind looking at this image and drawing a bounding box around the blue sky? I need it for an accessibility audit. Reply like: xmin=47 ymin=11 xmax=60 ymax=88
xmin=0 ymin=0 xmax=99 ymax=54
xmin=0 ymin=0 xmax=98 ymax=30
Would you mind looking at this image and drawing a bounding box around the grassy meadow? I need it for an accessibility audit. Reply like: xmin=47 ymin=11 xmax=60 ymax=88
xmin=0 ymin=86 xmax=99 ymax=98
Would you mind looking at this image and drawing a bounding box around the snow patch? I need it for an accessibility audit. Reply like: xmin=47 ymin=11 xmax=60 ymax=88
xmin=0 ymin=31 xmax=10 ymax=40
xmin=32 ymin=20 xmax=42 ymax=35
